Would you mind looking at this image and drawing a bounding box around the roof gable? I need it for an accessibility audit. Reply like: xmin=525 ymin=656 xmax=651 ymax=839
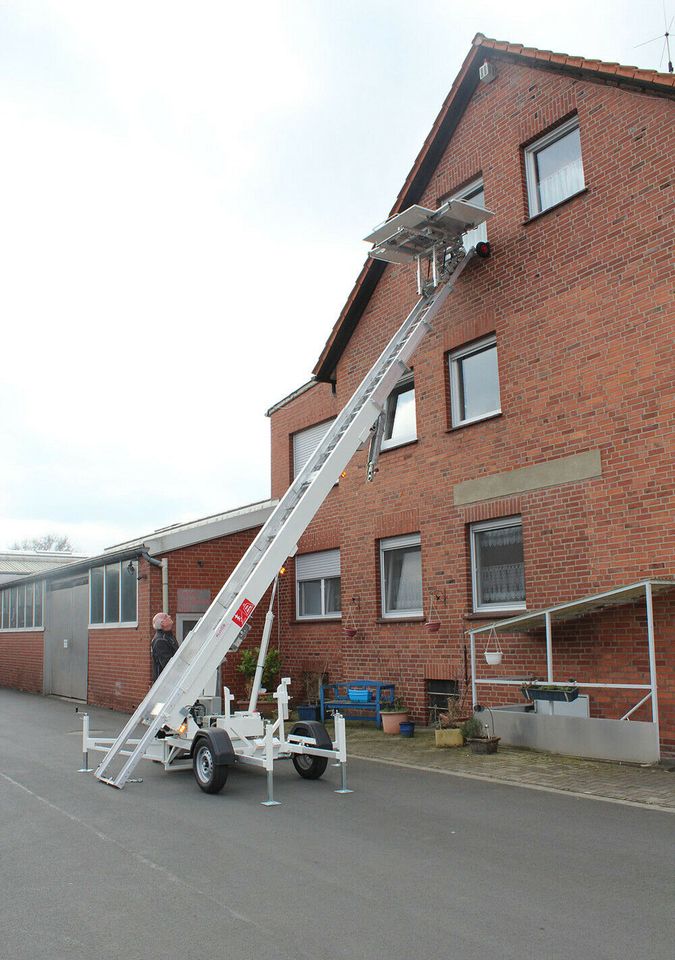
xmin=313 ymin=33 xmax=675 ymax=382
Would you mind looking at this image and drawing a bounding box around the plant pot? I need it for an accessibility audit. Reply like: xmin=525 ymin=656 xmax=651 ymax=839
xmin=343 ymin=627 xmax=358 ymax=638
xmin=381 ymin=711 xmax=408 ymax=734
xmin=297 ymin=704 xmax=320 ymax=721
xmin=522 ymin=686 xmax=579 ymax=703
xmin=435 ymin=728 xmax=463 ymax=748
xmin=467 ymin=736 xmax=500 ymax=755
xmin=484 ymin=651 xmax=503 ymax=666
xmin=399 ymin=721 xmax=415 ymax=738
xmin=425 ymin=620 xmax=441 ymax=633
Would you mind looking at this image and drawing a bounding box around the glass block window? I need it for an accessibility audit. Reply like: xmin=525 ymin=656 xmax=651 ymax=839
xmin=525 ymin=117 xmax=585 ymax=216
xmin=380 ymin=533 xmax=423 ymax=618
xmin=470 ymin=517 xmax=526 ymax=612
xmin=296 ymin=549 xmax=341 ymax=619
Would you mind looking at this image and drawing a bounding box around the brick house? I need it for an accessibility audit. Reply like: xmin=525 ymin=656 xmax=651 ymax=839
xmin=0 ymin=501 xmax=275 ymax=712
xmin=266 ymin=36 xmax=675 ymax=756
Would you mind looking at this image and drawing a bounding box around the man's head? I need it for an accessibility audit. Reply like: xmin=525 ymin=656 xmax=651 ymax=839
xmin=152 ymin=612 xmax=173 ymax=632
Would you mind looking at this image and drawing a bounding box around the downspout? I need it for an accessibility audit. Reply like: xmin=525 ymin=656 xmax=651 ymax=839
xmin=139 ymin=550 xmax=168 ymax=613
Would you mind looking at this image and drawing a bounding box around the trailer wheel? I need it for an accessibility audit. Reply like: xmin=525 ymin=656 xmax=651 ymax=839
xmin=292 ymin=753 xmax=328 ymax=780
xmin=193 ymin=741 xmax=228 ymax=794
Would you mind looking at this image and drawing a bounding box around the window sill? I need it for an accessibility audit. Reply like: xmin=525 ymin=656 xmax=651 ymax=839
xmin=291 ymin=618 xmax=341 ymax=625
xmin=0 ymin=627 xmax=44 ymax=633
xmin=448 ymin=411 xmax=502 ymax=433
xmin=376 ymin=616 xmax=425 ymax=624
xmin=380 ymin=438 xmax=418 ymax=454
xmin=464 ymin=610 xmax=526 ymax=622
xmin=523 ymin=187 xmax=588 ymax=224
xmin=89 ymin=622 xmax=139 ymax=630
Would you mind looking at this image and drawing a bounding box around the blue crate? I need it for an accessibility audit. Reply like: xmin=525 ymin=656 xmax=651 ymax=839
xmin=348 ymin=688 xmax=371 ymax=703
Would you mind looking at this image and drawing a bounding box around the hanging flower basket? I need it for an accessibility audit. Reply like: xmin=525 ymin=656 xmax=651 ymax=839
xmin=483 ymin=627 xmax=503 ymax=666
xmin=343 ymin=627 xmax=357 ymax=637
xmin=342 ymin=605 xmax=358 ymax=638
xmin=425 ymin=593 xmax=441 ymax=633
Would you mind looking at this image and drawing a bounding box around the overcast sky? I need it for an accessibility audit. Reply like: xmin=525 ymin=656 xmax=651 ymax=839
xmin=1 ymin=0 xmax=671 ymax=555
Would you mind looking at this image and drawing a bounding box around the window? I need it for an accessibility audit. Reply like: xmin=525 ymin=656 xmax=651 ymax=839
xmin=380 ymin=534 xmax=422 ymax=618
xmin=470 ymin=517 xmax=525 ymax=612
xmin=525 ymin=117 xmax=584 ymax=216
xmin=452 ymin=177 xmax=487 ymax=251
xmin=449 ymin=334 xmax=501 ymax=427
xmin=292 ymin=419 xmax=335 ymax=478
xmin=90 ymin=561 xmax=137 ymax=626
xmin=381 ymin=375 xmax=416 ymax=450
xmin=295 ymin=550 xmax=341 ymax=619
xmin=0 ymin=581 xmax=44 ymax=631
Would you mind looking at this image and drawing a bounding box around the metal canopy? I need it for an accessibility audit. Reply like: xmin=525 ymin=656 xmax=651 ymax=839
xmin=364 ymin=199 xmax=493 ymax=264
xmin=469 ymin=579 xmax=675 ymax=635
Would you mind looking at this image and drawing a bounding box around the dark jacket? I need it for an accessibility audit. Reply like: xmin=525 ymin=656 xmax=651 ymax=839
xmin=151 ymin=629 xmax=179 ymax=680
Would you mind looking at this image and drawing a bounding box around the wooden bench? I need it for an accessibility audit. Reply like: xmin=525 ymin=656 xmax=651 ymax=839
xmin=320 ymin=680 xmax=395 ymax=726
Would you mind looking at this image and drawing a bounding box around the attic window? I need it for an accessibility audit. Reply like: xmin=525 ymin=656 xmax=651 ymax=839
xmin=525 ymin=117 xmax=585 ymax=216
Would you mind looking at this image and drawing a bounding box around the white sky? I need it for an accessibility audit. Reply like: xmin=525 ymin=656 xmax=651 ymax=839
xmin=1 ymin=0 xmax=671 ymax=555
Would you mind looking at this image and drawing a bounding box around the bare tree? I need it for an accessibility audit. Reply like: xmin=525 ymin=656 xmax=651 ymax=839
xmin=11 ymin=534 xmax=75 ymax=553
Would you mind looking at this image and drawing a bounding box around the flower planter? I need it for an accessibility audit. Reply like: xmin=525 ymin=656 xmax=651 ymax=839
xmin=343 ymin=627 xmax=358 ymax=638
xmin=435 ymin=728 xmax=463 ymax=748
xmin=381 ymin=711 xmax=408 ymax=734
xmin=467 ymin=736 xmax=500 ymax=755
xmin=484 ymin=651 xmax=503 ymax=666
xmin=297 ymin=704 xmax=320 ymax=721
xmin=522 ymin=686 xmax=579 ymax=703
xmin=399 ymin=721 xmax=415 ymax=737
xmin=425 ymin=620 xmax=441 ymax=633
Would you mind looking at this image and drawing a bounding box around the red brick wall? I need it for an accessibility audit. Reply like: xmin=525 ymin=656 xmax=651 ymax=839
xmin=269 ymin=62 xmax=675 ymax=754
xmin=0 ymin=631 xmax=43 ymax=693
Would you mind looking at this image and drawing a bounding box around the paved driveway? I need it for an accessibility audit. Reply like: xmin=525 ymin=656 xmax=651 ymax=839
xmin=1 ymin=690 xmax=673 ymax=960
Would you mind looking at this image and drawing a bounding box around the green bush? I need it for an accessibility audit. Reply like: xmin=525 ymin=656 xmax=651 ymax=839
xmin=237 ymin=647 xmax=282 ymax=690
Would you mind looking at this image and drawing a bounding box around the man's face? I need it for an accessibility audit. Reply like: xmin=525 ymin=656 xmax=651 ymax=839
xmin=162 ymin=615 xmax=174 ymax=631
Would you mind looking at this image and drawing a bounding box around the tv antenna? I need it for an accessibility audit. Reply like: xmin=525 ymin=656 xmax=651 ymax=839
xmin=635 ymin=5 xmax=674 ymax=73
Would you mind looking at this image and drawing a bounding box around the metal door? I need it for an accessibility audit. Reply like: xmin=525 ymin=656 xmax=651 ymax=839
xmin=44 ymin=577 xmax=89 ymax=700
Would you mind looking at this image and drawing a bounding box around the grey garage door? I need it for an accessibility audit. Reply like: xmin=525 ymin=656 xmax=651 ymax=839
xmin=44 ymin=576 xmax=89 ymax=700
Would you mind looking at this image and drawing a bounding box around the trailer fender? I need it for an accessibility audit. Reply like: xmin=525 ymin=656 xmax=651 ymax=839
xmin=289 ymin=721 xmax=332 ymax=750
xmin=191 ymin=728 xmax=235 ymax=766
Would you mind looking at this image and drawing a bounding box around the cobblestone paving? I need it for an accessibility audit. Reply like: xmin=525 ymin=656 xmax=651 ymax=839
xmin=343 ymin=725 xmax=675 ymax=809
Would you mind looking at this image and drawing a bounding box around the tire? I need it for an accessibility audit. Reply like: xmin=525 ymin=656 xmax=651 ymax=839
xmin=192 ymin=740 xmax=228 ymax=794
xmin=292 ymin=753 xmax=328 ymax=780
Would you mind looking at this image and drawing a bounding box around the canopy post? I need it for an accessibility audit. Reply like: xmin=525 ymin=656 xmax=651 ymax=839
xmin=645 ymin=581 xmax=659 ymax=735
xmin=470 ymin=630 xmax=477 ymax=708
xmin=545 ymin=611 xmax=553 ymax=683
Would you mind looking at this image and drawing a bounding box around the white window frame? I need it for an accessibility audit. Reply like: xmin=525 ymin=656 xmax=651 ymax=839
xmin=295 ymin=549 xmax=341 ymax=620
xmin=0 ymin=581 xmax=45 ymax=632
xmin=525 ymin=116 xmax=585 ymax=217
xmin=449 ymin=333 xmax=501 ymax=428
xmin=381 ymin=373 xmax=417 ymax=451
xmin=292 ymin=419 xmax=336 ymax=479
xmin=89 ymin=561 xmax=138 ymax=628
xmin=470 ymin=516 xmax=526 ymax=613
xmin=451 ymin=177 xmax=487 ymax=250
xmin=379 ymin=533 xmax=423 ymax=619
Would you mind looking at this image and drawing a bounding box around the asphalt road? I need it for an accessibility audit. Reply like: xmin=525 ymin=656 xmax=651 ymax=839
xmin=1 ymin=689 xmax=673 ymax=960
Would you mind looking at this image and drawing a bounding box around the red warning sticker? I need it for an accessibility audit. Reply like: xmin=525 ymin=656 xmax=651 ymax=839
xmin=233 ymin=598 xmax=255 ymax=628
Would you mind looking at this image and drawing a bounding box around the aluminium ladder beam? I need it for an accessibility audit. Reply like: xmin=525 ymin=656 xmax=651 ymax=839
xmin=95 ymin=227 xmax=478 ymax=789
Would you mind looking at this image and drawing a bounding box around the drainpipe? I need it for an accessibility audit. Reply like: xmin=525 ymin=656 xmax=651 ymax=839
xmin=139 ymin=550 xmax=167 ymax=613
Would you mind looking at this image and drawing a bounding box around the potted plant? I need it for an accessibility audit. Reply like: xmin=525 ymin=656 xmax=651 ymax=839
xmin=380 ymin=697 xmax=408 ymax=734
xmin=434 ymin=694 xmax=469 ymax=748
xmin=521 ymin=681 xmax=579 ymax=703
xmin=237 ymin=646 xmax=282 ymax=716
xmin=462 ymin=712 xmax=500 ymax=754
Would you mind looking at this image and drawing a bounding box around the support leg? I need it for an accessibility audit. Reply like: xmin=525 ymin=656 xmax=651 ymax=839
xmin=260 ymin=721 xmax=280 ymax=807
xmin=78 ymin=712 xmax=93 ymax=773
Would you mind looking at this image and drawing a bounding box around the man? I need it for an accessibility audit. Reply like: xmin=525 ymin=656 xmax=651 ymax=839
xmin=151 ymin=612 xmax=179 ymax=680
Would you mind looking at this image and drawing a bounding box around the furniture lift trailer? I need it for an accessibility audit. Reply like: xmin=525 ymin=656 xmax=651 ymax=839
xmin=82 ymin=199 xmax=493 ymax=802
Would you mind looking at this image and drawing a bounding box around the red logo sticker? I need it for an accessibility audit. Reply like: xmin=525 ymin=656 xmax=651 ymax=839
xmin=233 ymin=599 xmax=255 ymax=628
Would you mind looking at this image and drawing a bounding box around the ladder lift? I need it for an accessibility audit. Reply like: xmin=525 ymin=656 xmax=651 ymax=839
xmin=83 ymin=198 xmax=493 ymax=802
